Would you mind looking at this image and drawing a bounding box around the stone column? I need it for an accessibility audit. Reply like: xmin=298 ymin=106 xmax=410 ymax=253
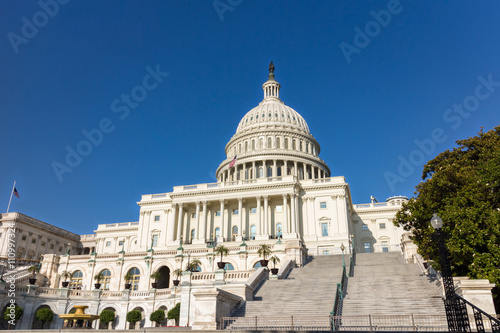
xmin=294 ymin=161 xmax=298 ymax=178
xmin=252 ymin=161 xmax=256 ymax=179
xmin=168 ymin=204 xmax=177 ymax=243
xmin=200 ymin=201 xmax=207 ymax=242
xmin=282 ymin=194 xmax=289 ymax=234
xmin=163 ymin=208 xmax=171 ymax=245
xmin=137 ymin=211 xmax=146 ymax=248
xmin=263 ymin=195 xmax=269 ymax=237
xmin=176 ymin=204 xmax=184 ymax=243
xmin=195 ymin=202 xmax=201 ymax=239
xmin=237 ymin=197 xmax=243 ymax=240
xmin=219 ymin=199 xmax=225 ymax=241
xmin=243 ymin=163 xmax=247 ymax=180
xmin=256 ymin=196 xmax=261 ymax=236
xmin=273 ymin=160 xmax=277 ymax=177
xmin=290 ymin=194 xmax=296 ymax=233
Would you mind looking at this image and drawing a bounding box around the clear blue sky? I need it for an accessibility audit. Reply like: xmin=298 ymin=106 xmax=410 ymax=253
xmin=1 ymin=1 xmax=499 ymax=235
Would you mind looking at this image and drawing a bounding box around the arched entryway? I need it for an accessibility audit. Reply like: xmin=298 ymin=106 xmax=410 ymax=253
xmin=129 ymin=307 xmax=145 ymax=329
xmin=157 ymin=266 xmax=170 ymax=289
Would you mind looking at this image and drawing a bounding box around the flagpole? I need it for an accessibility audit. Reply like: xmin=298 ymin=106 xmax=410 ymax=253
xmin=6 ymin=181 xmax=15 ymax=214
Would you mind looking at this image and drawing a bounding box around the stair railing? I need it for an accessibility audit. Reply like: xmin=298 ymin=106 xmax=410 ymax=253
xmin=348 ymin=248 xmax=356 ymax=277
xmin=452 ymin=294 xmax=500 ymax=333
xmin=331 ymin=260 xmax=349 ymax=330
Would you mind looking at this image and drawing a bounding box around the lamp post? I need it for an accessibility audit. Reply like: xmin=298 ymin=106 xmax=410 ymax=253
xmin=430 ymin=213 xmax=470 ymax=332
xmin=340 ymin=243 xmax=346 ymax=268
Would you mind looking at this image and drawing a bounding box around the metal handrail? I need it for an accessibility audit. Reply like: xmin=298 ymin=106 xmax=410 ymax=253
xmin=454 ymin=294 xmax=500 ymax=333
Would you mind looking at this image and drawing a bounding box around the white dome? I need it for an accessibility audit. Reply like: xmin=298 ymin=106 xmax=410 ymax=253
xmin=235 ymin=101 xmax=310 ymax=134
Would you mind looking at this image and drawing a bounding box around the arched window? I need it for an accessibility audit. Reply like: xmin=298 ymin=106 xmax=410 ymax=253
xmin=276 ymin=223 xmax=283 ymax=239
xmin=215 ymin=227 xmax=220 ymax=238
xmin=245 ymin=141 xmax=248 ymax=152
xmin=238 ymin=143 xmax=241 ymax=153
xmin=245 ymin=169 xmax=249 ymax=180
xmin=306 ymin=142 xmax=309 ymax=153
xmin=225 ymin=263 xmax=235 ymax=271
xmin=70 ymin=270 xmax=83 ymax=289
xmin=128 ymin=267 xmax=140 ymax=291
xmin=232 ymin=226 xmax=238 ymax=241
xmin=253 ymin=261 xmax=262 ymax=268
xmin=277 ymin=167 xmax=282 ymax=177
xmin=284 ymin=138 xmax=288 ymax=149
xmin=258 ymin=167 xmax=264 ymax=178
xmin=100 ymin=269 xmax=112 ymax=291
xmin=252 ymin=140 xmax=255 ymax=150
xmin=277 ymin=137 xmax=281 ymax=148
xmin=259 ymin=138 xmax=263 ymax=149
xmin=292 ymin=139 xmax=296 ymax=150
xmin=267 ymin=137 xmax=272 ymax=149
xmin=300 ymin=141 xmax=303 ymax=151
xmin=267 ymin=166 xmax=272 ymax=177
xmin=190 ymin=229 xmax=195 ymax=242
xmin=250 ymin=225 xmax=256 ymax=240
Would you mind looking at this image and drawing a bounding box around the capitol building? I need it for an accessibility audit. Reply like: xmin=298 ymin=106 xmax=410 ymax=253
xmin=0 ymin=64 xmax=413 ymax=330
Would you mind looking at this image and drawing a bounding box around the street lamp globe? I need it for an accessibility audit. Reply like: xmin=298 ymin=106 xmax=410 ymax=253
xmin=430 ymin=213 xmax=443 ymax=230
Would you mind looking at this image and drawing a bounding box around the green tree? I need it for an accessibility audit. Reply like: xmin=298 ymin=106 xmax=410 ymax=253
xmin=214 ymin=245 xmax=229 ymax=265
xmin=126 ymin=310 xmax=142 ymax=328
xmin=149 ymin=309 xmax=165 ymax=327
xmin=4 ymin=305 xmax=23 ymax=329
xmin=35 ymin=308 xmax=54 ymax=329
xmin=395 ymin=126 xmax=500 ymax=309
xmin=167 ymin=303 xmax=180 ymax=326
xmin=257 ymin=244 xmax=272 ymax=260
xmin=99 ymin=310 xmax=115 ymax=328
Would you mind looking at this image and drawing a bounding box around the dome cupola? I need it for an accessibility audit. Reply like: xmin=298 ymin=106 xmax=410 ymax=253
xmin=216 ymin=63 xmax=330 ymax=182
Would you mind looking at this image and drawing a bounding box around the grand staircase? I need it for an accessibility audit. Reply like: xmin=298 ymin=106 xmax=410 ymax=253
xmin=232 ymin=255 xmax=345 ymax=317
xmin=342 ymin=252 xmax=446 ymax=316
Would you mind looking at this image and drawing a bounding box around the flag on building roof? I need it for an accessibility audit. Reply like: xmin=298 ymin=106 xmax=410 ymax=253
xmin=229 ymin=155 xmax=237 ymax=168
xmin=13 ymin=187 xmax=19 ymax=198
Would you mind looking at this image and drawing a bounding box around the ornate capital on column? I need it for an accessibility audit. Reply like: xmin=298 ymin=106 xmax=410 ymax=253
xmin=178 ymin=203 xmax=184 ymax=209
xmin=140 ymin=211 xmax=146 ymax=216
xmin=195 ymin=201 xmax=201 ymax=207
xmin=145 ymin=211 xmax=152 ymax=216
xmin=202 ymin=200 xmax=208 ymax=207
xmin=263 ymin=195 xmax=269 ymax=201
xmin=164 ymin=209 xmax=171 ymax=214
xmin=282 ymin=193 xmax=288 ymax=199
xmin=237 ymin=197 xmax=243 ymax=203
xmin=219 ymin=199 xmax=225 ymax=204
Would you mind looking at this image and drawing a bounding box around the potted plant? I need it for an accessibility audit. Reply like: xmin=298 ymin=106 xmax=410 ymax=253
xmin=167 ymin=303 xmax=180 ymax=326
xmin=150 ymin=309 xmax=165 ymax=327
xmin=60 ymin=270 xmax=72 ymax=288
xmin=126 ymin=310 xmax=142 ymax=329
xmin=35 ymin=307 xmax=54 ymax=329
xmin=27 ymin=265 xmax=39 ymax=284
xmin=150 ymin=270 xmax=162 ymax=288
xmin=257 ymin=244 xmax=272 ymax=267
xmin=94 ymin=271 xmax=104 ymax=289
xmin=3 ymin=305 xmax=23 ymax=330
xmin=99 ymin=309 xmax=115 ymax=330
xmin=186 ymin=258 xmax=202 ymax=272
xmin=269 ymin=255 xmax=281 ymax=275
xmin=214 ymin=245 xmax=229 ymax=269
xmin=172 ymin=269 xmax=183 ymax=286
xmin=123 ymin=272 xmax=133 ymax=290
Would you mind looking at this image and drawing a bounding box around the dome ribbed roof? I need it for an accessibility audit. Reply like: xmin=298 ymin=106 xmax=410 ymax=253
xmin=235 ymin=64 xmax=310 ymax=135
xmin=235 ymin=101 xmax=310 ymax=134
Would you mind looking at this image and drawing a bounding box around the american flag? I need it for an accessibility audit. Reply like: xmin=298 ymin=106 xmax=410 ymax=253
xmin=13 ymin=187 xmax=20 ymax=198
xmin=229 ymin=155 xmax=237 ymax=168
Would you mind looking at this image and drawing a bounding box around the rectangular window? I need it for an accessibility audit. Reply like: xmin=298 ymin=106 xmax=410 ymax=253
xmin=321 ymin=223 xmax=329 ymax=236
xmin=22 ymin=235 xmax=27 ymax=241
xmin=50 ymin=244 xmax=55 ymax=249
xmin=251 ymin=208 xmax=257 ymax=214
xmin=41 ymin=241 xmax=46 ymax=247
xmin=152 ymin=235 xmax=158 ymax=247
xmin=106 ymin=241 xmax=111 ymax=247
xmin=362 ymin=224 xmax=368 ymax=230
xmin=379 ymin=223 xmax=386 ymax=229
xmin=154 ymin=215 xmax=160 ymax=221
xmin=320 ymin=202 xmax=327 ymax=209
xmin=323 ymin=250 xmax=330 ymax=255
xmin=276 ymin=205 xmax=283 ymax=212
xmin=32 ymin=239 xmax=36 ymax=244
xmin=215 ymin=210 xmax=221 ymax=216
xmin=119 ymin=241 xmax=124 ymax=246
xmin=233 ymin=209 xmax=239 ymax=215
xmin=382 ymin=241 xmax=389 ymax=252
xmin=191 ymin=213 xmax=196 ymax=218
xmin=59 ymin=247 xmax=63 ymax=252
xmin=364 ymin=242 xmax=371 ymax=253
